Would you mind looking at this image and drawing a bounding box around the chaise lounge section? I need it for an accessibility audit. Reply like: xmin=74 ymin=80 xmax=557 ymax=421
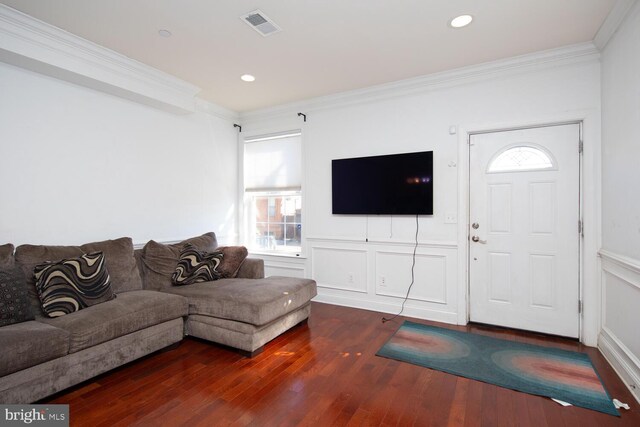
xmin=171 ymin=277 xmax=314 ymax=356
xmin=138 ymin=232 xmax=316 ymax=356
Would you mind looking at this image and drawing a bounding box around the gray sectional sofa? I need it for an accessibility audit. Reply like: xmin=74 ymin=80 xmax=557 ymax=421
xmin=0 ymin=232 xmax=316 ymax=403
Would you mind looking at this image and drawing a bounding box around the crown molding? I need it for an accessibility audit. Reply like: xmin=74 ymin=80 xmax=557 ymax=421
xmin=0 ymin=4 xmax=210 ymax=114
xmin=594 ymin=0 xmax=638 ymax=50
xmin=194 ymin=98 xmax=239 ymax=122
xmin=239 ymin=42 xmax=600 ymax=123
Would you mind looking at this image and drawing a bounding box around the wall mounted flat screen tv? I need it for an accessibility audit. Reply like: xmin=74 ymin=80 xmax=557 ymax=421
xmin=332 ymin=151 xmax=433 ymax=215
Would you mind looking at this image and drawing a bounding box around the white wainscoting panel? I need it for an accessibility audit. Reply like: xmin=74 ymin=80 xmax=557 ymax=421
xmin=308 ymin=238 xmax=458 ymax=324
xmin=599 ymin=249 xmax=640 ymax=403
xmin=264 ymin=263 xmax=307 ymax=279
xmin=375 ymin=251 xmax=447 ymax=304
xmin=248 ymin=253 xmax=308 ymax=279
xmin=311 ymin=246 xmax=368 ymax=293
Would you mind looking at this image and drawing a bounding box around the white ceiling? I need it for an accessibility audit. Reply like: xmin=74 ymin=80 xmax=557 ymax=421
xmin=0 ymin=0 xmax=616 ymax=112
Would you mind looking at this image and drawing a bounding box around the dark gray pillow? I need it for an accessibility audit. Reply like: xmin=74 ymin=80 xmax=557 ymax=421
xmin=172 ymin=244 xmax=223 ymax=286
xmin=0 ymin=266 xmax=35 ymax=327
xmin=0 ymin=243 xmax=14 ymax=269
xmin=216 ymin=246 xmax=249 ymax=278
xmin=34 ymin=252 xmax=115 ymax=318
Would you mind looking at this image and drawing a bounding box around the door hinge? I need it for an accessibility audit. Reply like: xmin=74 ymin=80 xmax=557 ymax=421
xmin=579 ymin=140 xmax=584 ymax=154
xmin=578 ymin=300 xmax=583 ymax=314
xmin=578 ymin=219 xmax=583 ymax=236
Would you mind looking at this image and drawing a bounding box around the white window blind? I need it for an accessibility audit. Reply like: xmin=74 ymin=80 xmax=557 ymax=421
xmin=244 ymin=132 xmax=302 ymax=192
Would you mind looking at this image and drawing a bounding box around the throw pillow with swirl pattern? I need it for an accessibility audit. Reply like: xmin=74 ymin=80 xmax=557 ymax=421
xmin=34 ymin=252 xmax=115 ymax=318
xmin=172 ymin=244 xmax=223 ymax=285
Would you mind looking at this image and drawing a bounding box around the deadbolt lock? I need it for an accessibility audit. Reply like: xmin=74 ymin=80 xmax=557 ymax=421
xmin=472 ymin=222 xmax=480 ymax=229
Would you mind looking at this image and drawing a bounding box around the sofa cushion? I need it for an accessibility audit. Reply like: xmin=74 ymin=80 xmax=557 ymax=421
xmin=0 ymin=320 xmax=69 ymax=377
xmin=134 ymin=248 xmax=145 ymax=281
xmin=37 ymin=290 xmax=188 ymax=353
xmin=80 ymin=238 xmax=142 ymax=293
xmin=217 ymin=246 xmax=249 ymax=278
xmin=141 ymin=232 xmax=218 ymax=291
xmin=15 ymin=237 xmax=142 ymax=309
xmin=0 ymin=266 xmax=34 ymax=327
xmin=163 ymin=276 xmax=317 ymax=326
xmin=0 ymin=243 xmax=14 ymax=269
xmin=172 ymin=245 xmax=223 ymax=285
xmin=34 ymin=252 xmax=115 ymax=318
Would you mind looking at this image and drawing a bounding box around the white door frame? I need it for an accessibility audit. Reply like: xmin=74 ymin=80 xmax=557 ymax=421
xmin=456 ymin=110 xmax=601 ymax=346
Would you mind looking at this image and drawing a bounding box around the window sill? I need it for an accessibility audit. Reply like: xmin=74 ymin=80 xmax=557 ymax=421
xmin=249 ymin=251 xmax=307 ymax=260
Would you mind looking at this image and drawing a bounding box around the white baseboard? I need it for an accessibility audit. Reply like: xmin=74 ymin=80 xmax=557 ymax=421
xmin=312 ymin=293 xmax=459 ymax=325
xmin=598 ymin=327 xmax=640 ymax=404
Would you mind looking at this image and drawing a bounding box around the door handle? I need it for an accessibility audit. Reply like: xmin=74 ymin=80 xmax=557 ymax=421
xmin=471 ymin=236 xmax=487 ymax=244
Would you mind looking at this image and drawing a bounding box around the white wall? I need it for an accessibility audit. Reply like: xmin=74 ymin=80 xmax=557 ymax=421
xmin=599 ymin=1 xmax=640 ymax=403
xmin=241 ymin=54 xmax=601 ymax=328
xmin=0 ymin=62 xmax=238 ymax=246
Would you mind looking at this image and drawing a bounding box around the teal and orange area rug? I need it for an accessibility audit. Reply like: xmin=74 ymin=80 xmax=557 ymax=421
xmin=376 ymin=321 xmax=618 ymax=416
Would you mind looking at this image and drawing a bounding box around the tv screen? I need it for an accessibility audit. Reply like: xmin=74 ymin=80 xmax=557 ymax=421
xmin=332 ymin=151 xmax=433 ymax=215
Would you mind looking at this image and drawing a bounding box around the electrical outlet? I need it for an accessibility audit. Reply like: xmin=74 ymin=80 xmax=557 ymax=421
xmin=347 ymin=273 xmax=354 ymax=284
xmin=380 ymin=276 xmax=387 ymax=287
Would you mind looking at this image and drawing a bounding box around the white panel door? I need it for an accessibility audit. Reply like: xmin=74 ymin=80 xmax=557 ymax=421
xmin=469 ymin=124 xmax=580 ymax=337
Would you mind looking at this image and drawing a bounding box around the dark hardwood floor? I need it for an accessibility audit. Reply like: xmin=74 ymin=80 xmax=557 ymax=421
xmin=44 ymin=302 xmax=639 ymax=426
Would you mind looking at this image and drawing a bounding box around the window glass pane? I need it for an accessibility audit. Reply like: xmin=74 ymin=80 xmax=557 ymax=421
xmin=251 ymin=193 xmax=302 ymax=252
xmin=255 ymin=198 xmax=268 ymax=222
xmin=268 ymin=197 xmax=277 ymax=219
xmin=488 ymin=146 xmax=555 ymax=172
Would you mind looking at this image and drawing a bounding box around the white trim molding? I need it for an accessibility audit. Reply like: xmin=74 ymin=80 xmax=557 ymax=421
xmin=599 ymin=327 xmax=640 ymax=404
xmin=599 ymin=249 xmax=640 ymax=403
xmin=0 ymin=4 xmax=205 ymax=114
xmin=195 ymin=98 xmax=239 ymax=122
xmin=600 ymin=249 xmax=640 ymax=278
xmin=306 ymin=236 xmax=457 ymax=249
xmin=312 ymin=293 xmax=459 ymax=325
xmin=594 ymin=0 xmax=639 ymax=50
xmin=240 ymin=43 xmax=600 ymax=123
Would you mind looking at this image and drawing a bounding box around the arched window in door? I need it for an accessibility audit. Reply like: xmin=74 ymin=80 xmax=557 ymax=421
xmin=487 ymin=144 xmax=557 ymax=173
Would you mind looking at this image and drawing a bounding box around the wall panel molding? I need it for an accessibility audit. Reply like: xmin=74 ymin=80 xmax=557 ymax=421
xmin=308 ymin=240 xmax=458 ymax=324
xmin=311 ymin=246 xmax=368 ymax=293
xmin=599 ymin=327 xmax=640 ymax=404
xmin=599 ymin=249 xmax=640 ymax=403
xmin=374 ymin=251 xmax=448 ymax=304
xmin=600 ymin=249 xmax=640 ymax=283
xmin=264 ymin=262 xmax=307 ymax=279
xmin=306 ymin=236 xmax=457 ymax=249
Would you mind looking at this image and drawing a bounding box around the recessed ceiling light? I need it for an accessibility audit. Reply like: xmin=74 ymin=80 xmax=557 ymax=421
xmin=158 ymin=29 xmax=172 ymax=37
xmin=450 ymin=15 xmax=473 ymax=28
xmin=241 ymin=74 xmax=256 ymax=82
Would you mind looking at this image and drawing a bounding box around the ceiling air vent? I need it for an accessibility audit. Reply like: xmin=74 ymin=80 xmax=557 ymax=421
xmin=240 ymin=10 xmax=282 ymax=37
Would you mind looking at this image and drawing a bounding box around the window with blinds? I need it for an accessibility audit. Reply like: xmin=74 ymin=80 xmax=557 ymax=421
xmin=243 ymin=131 xmax=302 ymax=254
